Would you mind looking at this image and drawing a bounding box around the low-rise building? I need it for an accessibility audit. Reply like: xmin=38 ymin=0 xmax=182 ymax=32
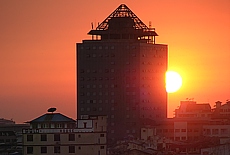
xmin=212 ymin=100 xmax=230 ymax=119
xmin=174 ymin=100 xmax=212 ymax=120
xmin=22 ymin=111 xmax=107 ymax=155
xmin=0 ymin=118 xmax=29 ymax=155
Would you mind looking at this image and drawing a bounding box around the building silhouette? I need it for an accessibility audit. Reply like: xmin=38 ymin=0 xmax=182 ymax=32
xmin=77 ymin=4 xmax=168 ymax=143
xmin=22 ymin=111 xmax=107 ymax=155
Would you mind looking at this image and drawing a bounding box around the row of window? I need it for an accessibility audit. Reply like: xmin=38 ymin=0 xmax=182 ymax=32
xmin=27 ymin=134 xmax=83 ymax=142
xmin=156 ymin=128 xmax=199 ymax=133
xmin=141 ymin=54 xmax=165 ymax=58
xmin=79 ymin=76 xmax=163 ymax=81
xmin=79 ymin=101 xmax=139 ymax=106
xmin=109 ymin=122 xmax=137 ymax=127
xmin=80 ymin=100 xmax=163 ymax=105
xmin=32 ymin=123 xmax=75 ymax=129
xmin=220 ymin=109 xmax=230 ymax=112
xmin=79 ymin=45 xmax=115 ymax=50
xmin=203 ymin=128 xmax=228 ymax=135
xmin=82 ymin=53 xmax=164 ymax=59
xmin=79 ymin=99 xmax=115 ymax=104
xmin=83 ymin=53 xmax=165 ymax=59
xmin=141 ymin=114 xmax=162 ymax=118
xmin=80 ymin=105 xmax=138 ymax=111
xmin=79 ymin=84 xmax=159 ymax=89
xmin=79 ymin=77 xmax=116 ymax=81
xmin=27 ymin=145 xmax=105 ymax=154
xmin=80 ymin=106 xmax=161 ymax=112
xmin=80 ymin=92 xmax=116 ymax=96
xmin=80 ymin=84 xmax=138 ymax=88
xmin=80 ymin=69 xmax=117 ymax=73
xmin=80 ymin=69 xmax=164 ymax=74
xmin=0 ymin=139 xmax=16 ymax=143
xmin=110 ymin=129 xmax=136 ymax=134
xmin=80 ymin=45 xmax=165 ymax=51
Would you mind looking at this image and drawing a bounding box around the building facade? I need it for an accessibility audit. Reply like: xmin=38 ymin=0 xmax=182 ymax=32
xmin=0 ymin=118 xmax=29 ymax=155
xmin=77 ymin=4 xmax=168 ymax=142
xmin=22 ymin=112 xmax=107 ymax=155
xmin=174 ymin=100 xmax=212 ymax=119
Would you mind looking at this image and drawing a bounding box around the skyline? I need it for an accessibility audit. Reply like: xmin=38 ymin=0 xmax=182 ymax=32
xmin=0 ymin=0 xmax=230 ymax=123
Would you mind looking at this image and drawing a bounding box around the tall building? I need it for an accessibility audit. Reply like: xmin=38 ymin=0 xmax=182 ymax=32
xmin=77 ymin=4 xmax=168 ymax=142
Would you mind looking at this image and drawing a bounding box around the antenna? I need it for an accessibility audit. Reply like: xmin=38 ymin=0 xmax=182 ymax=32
xmin=47 ymin=107 xmax=56 ymax=113
xmin=91 ymin=22 xmax=93 ymax=29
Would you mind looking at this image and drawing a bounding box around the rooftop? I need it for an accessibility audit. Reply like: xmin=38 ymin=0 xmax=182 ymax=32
xmin=27 ymin=113 xmax=75 ymax=123
xmin=88 ymin=4 xmax=158 ymax=43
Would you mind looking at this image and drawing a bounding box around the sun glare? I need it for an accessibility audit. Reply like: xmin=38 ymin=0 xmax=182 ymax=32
xmin=166 ymin=71 xmax=182 ymax=93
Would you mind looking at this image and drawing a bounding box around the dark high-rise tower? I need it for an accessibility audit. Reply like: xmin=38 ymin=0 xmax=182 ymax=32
xmin=77 ymin=4 xmax=167 ymax=142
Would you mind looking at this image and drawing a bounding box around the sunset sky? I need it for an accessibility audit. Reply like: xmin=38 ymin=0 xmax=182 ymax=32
xmin=0 ymin=0 xmax=229 ymax=123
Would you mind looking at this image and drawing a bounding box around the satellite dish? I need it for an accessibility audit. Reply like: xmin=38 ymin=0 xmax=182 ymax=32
xmin=48 ymin=108 xmax=56 ymax=113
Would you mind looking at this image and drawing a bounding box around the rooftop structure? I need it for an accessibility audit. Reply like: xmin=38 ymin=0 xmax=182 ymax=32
xmin=88 ymin=4 xmax=158 ymax=44
xmin=212 ymin=100 xmax=230 ymax=119
xmin=174 ymin=100 xmax=212 ymax=119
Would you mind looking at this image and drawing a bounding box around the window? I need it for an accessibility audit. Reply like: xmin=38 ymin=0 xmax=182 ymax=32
xmin=41 ymin=134 xmax=47 ymax=141
xmin=41 ymin=146 xmax=47 ymax=153
xmin=100 ymin=146 xmax=105 ymax=149
xmin=221 ymin=129 xmax=227 ymax=135
xmin=163 ymin=129 xmax=168 ymax=133
xmin=27 ymin=147 xmax=33 ymax=154
xmin=54 ymin=134 xmax=60 ymax=141
xmin=54 ymin=146 xmax=60 ymax=153
xmin=69 ymin=146 xmax=75 ymax=153
xmin=42 ymin=123 xmax=49 ymax=128
xmin=175 ymin=129 xmax=180 ymax=132
xmin=57 ymin=124 xmax=62 ymax=128
xmin=181 ymin=129 xmax=186 ymax=132
xmin=175 ymin=137 xmax=180 ymax=141
xmin=181 ymin=137 xmax=186 ymax=140
xmin=27 ymin=135 xmax=33 ymax=141
xmin=69 ymin=134 xmax=75 ymax=141
xmin=100 ymin=134 xmax=104 ymax=137
xmin=212 ymin=129 xmax=219 ymax=135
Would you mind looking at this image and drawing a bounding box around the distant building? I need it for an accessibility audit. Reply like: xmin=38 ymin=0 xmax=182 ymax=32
xmin=77 ymin=4 xmax=168 ymax=142
xmin=212 ymin=100 xmax=230 ymax=119
xmin=0 ymin=118 xmax=29 ymax=155
xmin=139 ymin=100 xmax=230 ymax=154
xmin=174 ymin=100 xmax=212 ymax=119
xmin=22 ymin=112 xmax=107 ymax=155
xmin=0 ymin=118 xmax=15 ymax=125
xmin=201 ymin=143 xmax=230 ymax=155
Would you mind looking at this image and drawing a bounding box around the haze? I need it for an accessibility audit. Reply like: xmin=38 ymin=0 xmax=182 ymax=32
xmin=0 ymin=0 xmax=229 ymax=123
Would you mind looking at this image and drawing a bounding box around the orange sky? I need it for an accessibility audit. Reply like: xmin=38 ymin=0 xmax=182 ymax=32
xmin=0 ymin=0 xmax=229 ymax=123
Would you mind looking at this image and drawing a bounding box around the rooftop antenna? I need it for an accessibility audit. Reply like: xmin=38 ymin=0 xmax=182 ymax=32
xmin=47 ymin=107 xmax=56 ymax=113
xmin=91 ymin=22 xmax=94 ymax=40
xmin=91 ymin=22 xmax=93 ymax=29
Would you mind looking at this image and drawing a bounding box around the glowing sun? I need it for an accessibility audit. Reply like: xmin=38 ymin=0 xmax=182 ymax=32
xmin=166 ymin=71 xmax=182 ymax=93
